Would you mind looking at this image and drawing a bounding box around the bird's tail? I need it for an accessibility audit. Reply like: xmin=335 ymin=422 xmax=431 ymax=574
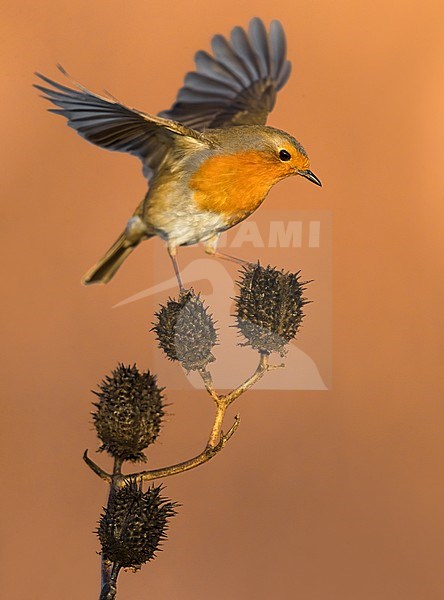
xmin=82 ymin=223 xmax=153 ymax=285
xmin=82 ymin=232 xmax=137 ymax=285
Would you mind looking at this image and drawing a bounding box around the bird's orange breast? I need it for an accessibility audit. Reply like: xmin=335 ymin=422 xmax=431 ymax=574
xmin=189 ymin=150 xmax=288 ymax=224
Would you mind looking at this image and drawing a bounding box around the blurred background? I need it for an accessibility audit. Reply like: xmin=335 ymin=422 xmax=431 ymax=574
xmin=1 ymin=1 xmax=443 ymax=598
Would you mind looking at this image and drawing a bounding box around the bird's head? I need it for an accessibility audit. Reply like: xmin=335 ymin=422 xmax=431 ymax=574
xmin=209 ymin=125 xmax=322 ymax=189
xmin=256 ymin=126 xmax=322 ymax=187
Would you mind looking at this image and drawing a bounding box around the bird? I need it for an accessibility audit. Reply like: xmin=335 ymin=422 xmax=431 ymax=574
xmin=35 ymin=17 xmax=321 ymax=288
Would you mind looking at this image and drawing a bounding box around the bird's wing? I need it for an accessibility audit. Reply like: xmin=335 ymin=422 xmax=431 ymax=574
xmin=34 ymin=66 xmax=209 ymax=180
xmin=158 ymin=18 xmax=291 ymax=130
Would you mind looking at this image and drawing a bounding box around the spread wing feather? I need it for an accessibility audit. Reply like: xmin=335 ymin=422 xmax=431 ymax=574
xmin=35 ymin=19 xmax=291 ymax=178
xmin=159 ymin=18 xmax=291 ymax=129
xmin=34 ymin=67 xmax=208 ymax=180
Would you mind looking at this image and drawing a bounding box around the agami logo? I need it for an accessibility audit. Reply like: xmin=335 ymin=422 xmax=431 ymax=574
xmin=115 ymin=210 xmax=331 ymax=391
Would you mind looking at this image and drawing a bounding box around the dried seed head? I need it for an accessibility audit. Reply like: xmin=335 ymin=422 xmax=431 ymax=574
xmin=234 ymin=263 xmax=309 ymax=355
xmin=153 ymin=290 xmax=217 ymax=371
xmin=92 ymin=364 xmax=164 ymax=462
xmin=98 ymin=481 xmax=177 ymax=569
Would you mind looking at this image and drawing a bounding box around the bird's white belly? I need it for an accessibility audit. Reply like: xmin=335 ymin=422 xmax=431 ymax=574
xmin=162 ymin=208 xmax=227 ymax=247
xmin=145 ymin=173 xmax=228 ymax=247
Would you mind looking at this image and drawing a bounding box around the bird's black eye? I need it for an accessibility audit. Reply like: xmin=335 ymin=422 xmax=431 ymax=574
xmin=279 ymin=149 xmax=291 ymax=161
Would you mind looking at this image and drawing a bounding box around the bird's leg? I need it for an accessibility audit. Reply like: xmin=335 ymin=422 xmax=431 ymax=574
xmin=203 ymin=235 xmax=250 ymax=266
xmin=212 ymin=250 xmax=251 ymax=266
xmin=167 ymin=244 xmax=184 ymax=291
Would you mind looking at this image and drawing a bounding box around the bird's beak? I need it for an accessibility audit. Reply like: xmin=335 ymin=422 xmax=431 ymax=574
xmin=298 ymin=169 xmax=322 ymax=187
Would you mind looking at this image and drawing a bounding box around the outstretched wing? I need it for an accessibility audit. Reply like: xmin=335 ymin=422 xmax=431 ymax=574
xmin=34 ymin=66 xmax=209 ymax=180
xmin=159 ymin=18 xmax=291 ymax=130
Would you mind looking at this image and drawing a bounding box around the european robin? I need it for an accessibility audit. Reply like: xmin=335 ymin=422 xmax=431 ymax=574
xmin=35 ymin=17 xmax=321 ymax=288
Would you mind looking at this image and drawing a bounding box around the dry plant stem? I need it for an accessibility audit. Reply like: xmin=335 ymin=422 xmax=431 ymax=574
xmin=204 ymin=351 xmax=273 ymax=446
xmin=84 ymin=451 xmax=112 ymax=483
xmin=132 ymin=414 xmax=240 ymax=484
xmin=83 ymin=352 xmax=278 ymax=487
xmin=84 ymin=352 xmax=279 ymax=599
xmin=134 ymin=353 xmax=272 ymax=479
xmin=99 ymin=458 xmax=123 ymax=600
xmin=99 ymin=562 xmax=121 ymax=600
xmin=83 ymin=411 xmax=240 ymax=487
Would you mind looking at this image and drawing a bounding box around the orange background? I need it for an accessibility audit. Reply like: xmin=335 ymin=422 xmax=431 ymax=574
xmin=2 ymin=1 xmax=444 ymax=599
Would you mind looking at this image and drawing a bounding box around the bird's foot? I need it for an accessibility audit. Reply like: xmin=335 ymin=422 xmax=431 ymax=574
xmin=211 ymin=251 xmax=251 ymax=266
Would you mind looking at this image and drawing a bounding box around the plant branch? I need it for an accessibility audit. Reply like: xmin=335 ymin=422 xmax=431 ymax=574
xmin=84 ymin=352 xmax=279 ymax=488
xmin=99 ymin=458 xmax=123 ymax=600
xmin=197 ymin=367 xmax=219 ymax=402
xmin=131 ymin=413 xmax=240 ymax=484
xmin=99 ymin=561 xmax=121 ymax=600
xmin=84 ymin=352 xmax=280 ymax=600
xmin=83 ymin=451 xmax=112 ymax=482
xmin=224 ymin=351 xmax=271 ymax=405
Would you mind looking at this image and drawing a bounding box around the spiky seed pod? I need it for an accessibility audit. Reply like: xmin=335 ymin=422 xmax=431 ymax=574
xmin=153 ymin=290 xmax=217 ymax=371
xmin=92 ymin=364 xmax=164 ymax=462
xmin=234 ymin=263 xmax=309 ymax=355
xmin=98 ymin=481 xmax=177 ymax=569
